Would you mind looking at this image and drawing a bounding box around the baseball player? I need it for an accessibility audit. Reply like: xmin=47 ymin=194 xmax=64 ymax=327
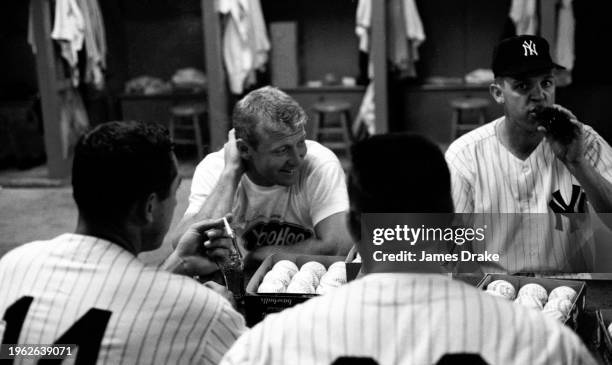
xmin=0 ymin=122 xmax=246 ymax=364
xmin=445 ymin=35 xmax=612 ymax=273
xmin=220 ymin=134 xmax=596 ymax=365
xmin=171 ymin=86 xmax=353 ymax=269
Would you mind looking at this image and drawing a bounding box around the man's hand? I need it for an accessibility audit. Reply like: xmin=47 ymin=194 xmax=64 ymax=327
xmin=168 ymin=216 xmax=233 ymax=276
xmin=224 ymin=129 xmax=245 ymax=175
xmin=537 ymin=104 xmax=585 ymax=166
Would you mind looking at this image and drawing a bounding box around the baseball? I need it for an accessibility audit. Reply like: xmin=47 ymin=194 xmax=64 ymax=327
xmin=316 ymin=284 xmax=337 ymax=295
xmin=517 ymin=283 xmax=548 ymax=305
xmin=328 ymin=261 xmax=346 ymax=271
xmin=258 ymin=279 xmax=286 ymax=293
xmin=300 ymin=261 xmax=327 ymax=279
xmin=292 ymin=270 xmax=319 ymax=288
xmin=543 ymin=298 xmax=572 ymax=316
xmin=263 ymin=270 xmax=291 ymax=287
xmin=320 ymin=274 xmax=344 ymax=288
xmin=273 ymin=260 xmax=299 ymax=277
xmin=327 ymin=265 xmax=347 ymax=277
xmin=542 ymin=308 xmax=566 ymax=322
xmin=607 ymin=323 xmax=612 ymax=338
xmin=548 ymin=286 xmax=577 ymax=302
xmin=320 ymin=271 xmax=346 ymax=286
xmin=286 ymin=280 xmax=315 ymax=294
xmin=485 ymin=290 xmax=507 ymax=299
xmin=485 ymin=280 xmax=516 ymax=300
xmin=514 ymin=295 xmax=544 ymax=310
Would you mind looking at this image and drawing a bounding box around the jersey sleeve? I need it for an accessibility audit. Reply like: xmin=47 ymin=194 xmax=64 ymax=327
xmin=185 ymin=151 xmax=225 ymax=216
xmin=201 ymin=298 xmax=247 ymax=365
xmin=305 ymin=160 xmax=349 ymax=227
xmin=583 ymin=126 xmax=612 ymax=183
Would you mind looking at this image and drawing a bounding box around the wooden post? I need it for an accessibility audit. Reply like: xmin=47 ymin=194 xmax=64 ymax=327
xmin=31 ymin=0 xmax=71 ymax=178
xmin=371 ymin=0 xmax=388 ymax=134
xmin=202 ymin=0 xmax=230 ymax=151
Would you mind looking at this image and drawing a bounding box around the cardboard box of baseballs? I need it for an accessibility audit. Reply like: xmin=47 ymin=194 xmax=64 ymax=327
xmin=477 ymin=274 xmax=586 ymax=331
xmin=245 ymin=253 xmax=348 ymax=326
xmin=596 ymin=309 xmax=612 ymax=365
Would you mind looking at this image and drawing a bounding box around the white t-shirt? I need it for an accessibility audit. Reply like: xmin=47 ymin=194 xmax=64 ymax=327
xmin=445 ymin=117 xmax=612 ymax=272
xmin=221 ymin=273 xmax=596 ymax=365
xmin=0 ymin=234 xmax=246 ymax=364
xmin=187 ymin=140 xmax=349 ymax=250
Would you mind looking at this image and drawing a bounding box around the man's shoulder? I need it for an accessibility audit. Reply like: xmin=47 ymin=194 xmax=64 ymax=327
xmin=445 ymin=119 xmax=500 ymax=161
xmin=0 ymin=233 xmax=81 ymax=262
xmin=302 ymin=140 xmax=343 ymax=173
xmin=196 ymin=148 xmax=225 ymax=171
xmin=0 ymin=238 xmax=53 ymax=265
xmin=304 ymin=140 xmax=342 ymax=164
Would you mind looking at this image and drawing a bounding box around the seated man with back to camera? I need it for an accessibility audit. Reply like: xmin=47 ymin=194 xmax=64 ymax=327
xmin=0 ymin=121 xmax=246 ymax=364
xmin=173 ymin=86 xmax=353 ymax=271
xmin=220 ymin=133 xmax=596 ymax=365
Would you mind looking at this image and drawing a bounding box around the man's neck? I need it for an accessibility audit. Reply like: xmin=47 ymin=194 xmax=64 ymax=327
xmin=245 ymin=170 xmax=272 ymax=187
xmin=497 ymin=117 xmax=543 ymax=160
xmin=75 ymin=216 xmax=140 ymax=255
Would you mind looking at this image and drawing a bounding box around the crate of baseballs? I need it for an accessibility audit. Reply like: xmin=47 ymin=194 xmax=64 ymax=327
xmin=244 ymin=253 xmax=348 ymax=326
xmin=596 ymin=309 xmax=612 ymax=365
xmin=477 ymin=274 xmax=586 ymax=331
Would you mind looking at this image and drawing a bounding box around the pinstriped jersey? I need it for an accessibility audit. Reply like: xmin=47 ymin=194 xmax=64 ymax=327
xmin=445 ymin=118 xmax=612 ymax=273
xmin=220 ymin=273 xmax=596 ymax=365
xmin=0 ymin=234 xmax=246 ymax=364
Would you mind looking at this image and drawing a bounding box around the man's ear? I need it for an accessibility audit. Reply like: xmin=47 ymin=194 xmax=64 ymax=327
xmin=143 ymin=193 xmax=156 ymax=224
xmin=236 ymin=138 xmax=251 ymax=160
xmin=489 ymin=82 xmax=504 ymax=104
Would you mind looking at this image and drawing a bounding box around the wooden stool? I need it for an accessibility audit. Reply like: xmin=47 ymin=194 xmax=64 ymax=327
xmin=450 ymin=97 xmax=490 ymax=139
xmin=311 ymin=100 xmax=353 ymax=157
xmin=169 ymin=102 xmax=207 ymax=160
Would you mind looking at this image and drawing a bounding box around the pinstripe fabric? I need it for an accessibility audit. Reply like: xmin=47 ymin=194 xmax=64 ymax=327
xmin=221 ymin=273 xmax=596 ymax=365
xmin=445 ymin=118 xmax=612 ymax=273
xmin=0 ymin=234 xmax=246 ymax=364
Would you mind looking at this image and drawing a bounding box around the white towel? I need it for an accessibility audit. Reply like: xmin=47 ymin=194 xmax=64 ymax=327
xmin=510 ymin=0 xmax=538 ymax=35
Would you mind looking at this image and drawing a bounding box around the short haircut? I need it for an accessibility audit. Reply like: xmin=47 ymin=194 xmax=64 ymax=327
xmin=232 ymin=86 xmax=307 ymax=148
xmin=72 ymin=121 xmax=177 ymax=222
xmin=349 ymin=133 xmax=453 ymax=213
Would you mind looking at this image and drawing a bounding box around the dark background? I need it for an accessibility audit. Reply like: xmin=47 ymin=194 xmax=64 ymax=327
xmin=1 ymin=0 xmax=611 ymax=143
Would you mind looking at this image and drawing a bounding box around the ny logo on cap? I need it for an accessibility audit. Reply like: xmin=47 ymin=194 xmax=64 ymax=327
xmin=522 ymin=40 xmax=538 ymax=56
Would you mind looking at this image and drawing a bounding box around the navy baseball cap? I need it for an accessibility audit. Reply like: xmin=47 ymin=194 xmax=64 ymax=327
xmin=492 ymin=35 xmax=565 ymax=77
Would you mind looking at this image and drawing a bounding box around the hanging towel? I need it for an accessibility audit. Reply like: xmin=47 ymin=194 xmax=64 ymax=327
xmin=355 ymin=0 xmax=372 ymax=53
xmin=403 ymin=0 xmax=425 ymax=49
xmin=219 ymin=0 xmax=270 ymax=94
xmin=76 ymin=0 xmax=107 ymax=89
xmin=555 ymin=0 xmax=575 ymax=71
xmin=399 ymin=0 xmax=425 ymax=78
xmin=51 ymin=0 xmax=85 ymax=86
xmin=356 ymin=0 xmax=425 ymax=79
xmin=510 ymin=0 xmax=538 ymax=35
xmin=387 ymin=0 xmax=410 ymax=75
